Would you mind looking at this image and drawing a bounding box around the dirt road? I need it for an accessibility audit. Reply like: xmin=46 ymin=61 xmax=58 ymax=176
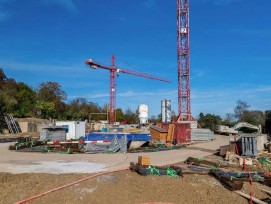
xmin=0 ymin=135 xmax=228 ymax=174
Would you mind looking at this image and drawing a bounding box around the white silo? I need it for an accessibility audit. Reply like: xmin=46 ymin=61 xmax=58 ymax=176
xmin=138 ymin=104 xmax=148 ymax=124
xmin=161 ymin=99 xmax=171 ymax=123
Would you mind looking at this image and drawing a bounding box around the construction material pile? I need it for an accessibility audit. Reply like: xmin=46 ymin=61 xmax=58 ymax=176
xmin=8 ymin=136 xmax=178 ymax=154
xmin=130 ymin=156 xmax=271 ymax=192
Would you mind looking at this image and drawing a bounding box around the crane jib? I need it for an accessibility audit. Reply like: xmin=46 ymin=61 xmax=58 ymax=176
xmin=85 ymin=55 xmax=171 ymax=124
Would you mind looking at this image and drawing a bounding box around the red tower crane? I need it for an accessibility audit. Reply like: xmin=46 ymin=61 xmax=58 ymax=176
xmin=177 ymin=0 xmax=192 ymax=121
xmin=86 ymin=55 xmax=170 ymax=124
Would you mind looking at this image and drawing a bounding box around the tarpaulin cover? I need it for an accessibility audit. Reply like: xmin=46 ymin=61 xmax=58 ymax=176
xmin=83 ymin=133 xmax=151 ymax=142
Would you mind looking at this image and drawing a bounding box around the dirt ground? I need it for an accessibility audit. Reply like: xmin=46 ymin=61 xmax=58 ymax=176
xmin=1 ymin=169 xmax=271 ymax=204
xmin=1 ymin=135 xmax=271 ymax=204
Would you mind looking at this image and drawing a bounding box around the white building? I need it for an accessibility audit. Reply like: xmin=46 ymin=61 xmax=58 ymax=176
xmin=138 ymin=104 xmax=148 ymax=124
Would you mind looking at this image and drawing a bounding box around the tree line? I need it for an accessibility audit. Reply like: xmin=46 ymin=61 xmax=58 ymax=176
xmin=197 ymin=100 xmax=266 ymax=132
xmin=0 ymin=69 xmax=138 ymax=123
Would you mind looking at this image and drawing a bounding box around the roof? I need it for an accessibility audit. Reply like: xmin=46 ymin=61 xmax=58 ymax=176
xmin=150 ymin=126 xmax=168 ymax=133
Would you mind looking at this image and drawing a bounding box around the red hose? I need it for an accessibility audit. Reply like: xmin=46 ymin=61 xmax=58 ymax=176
xmin=243 ymin=158 xmax=247 ymax=171
xmin=234 ymin=136 xmax=239 ymax=155
xmin=16 ymin=168 xmax=129 ymax=204
xmin=248 ymin=172 xmax=254 ymax=204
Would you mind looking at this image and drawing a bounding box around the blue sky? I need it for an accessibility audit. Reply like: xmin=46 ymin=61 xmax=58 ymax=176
xmin=1 ymin=0 xmax=271 ymax=118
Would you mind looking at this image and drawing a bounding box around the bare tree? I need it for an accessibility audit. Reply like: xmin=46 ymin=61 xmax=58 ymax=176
xmin=234 ymin=100 xmax=250 ymax=121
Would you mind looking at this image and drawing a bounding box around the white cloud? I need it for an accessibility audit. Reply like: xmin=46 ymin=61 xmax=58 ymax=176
xmin=89 ymin=93 xmax=109 ymax=99
xmin=85 ymin=89 xmax=176 ymax=100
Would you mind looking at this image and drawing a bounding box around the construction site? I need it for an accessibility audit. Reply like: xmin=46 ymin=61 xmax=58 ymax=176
xmin=1 ymin=0 xmax=271 ymax=204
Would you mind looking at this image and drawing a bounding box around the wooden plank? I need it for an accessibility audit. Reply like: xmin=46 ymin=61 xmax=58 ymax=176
xmin=167 ymin=124 xmax=175 ymax=141
xmin=261 ymin=188 xmax=271 ymax=196
xmin=138 ymin=156 xmax=150 ymax=166
xmin=235 ymin=190 xmax=267 ymax=204
xmin=150 ymin=125 xmax=168 ymax=133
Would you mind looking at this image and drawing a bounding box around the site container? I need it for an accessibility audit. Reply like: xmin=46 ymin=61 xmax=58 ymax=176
xmin=56 ymin=121 xmax=86 ymax=140
xmin=230 ymin=134 xmax=267 ymax=152
xmin=237 ymin=136 xmax=258 ymax=157
xmin=174 ymin=123 xmax=191 ymax=144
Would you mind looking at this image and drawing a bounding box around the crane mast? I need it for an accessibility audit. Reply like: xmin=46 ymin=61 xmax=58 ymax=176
xmin=110 ymin=56 xmax=117 ymax=123
xmin=177 ymin=0 xmax=191 ymax=121
xmin=86 ymin=55 xmax=170 ymax=124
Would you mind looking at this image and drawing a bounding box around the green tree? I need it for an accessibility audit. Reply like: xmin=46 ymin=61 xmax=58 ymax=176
xmin=35 ymin=100 xmax=55 ymax=119
xmin=14 ymin=82 xmax=36 ymax=117
xmin=116 ymin=108 xmax=124 ymax=122
xmin=36 ymin=82 xmax=67 ymax=119
xmin=242 ymin=110 xmax=265 ymax=127
xmin=198 ymin=112 xmax=222 ymax=131
xmin=1 ymin=92 xmax=17 ymax=114
xmin=1 ymin=78 xmax=18 ymax=114
xmin=69 ymin=97 xmax=89 ymax=120
xmin=149 ymin=114 xmax=161 ymax=124
xmin=0 ymin=69 xmax=18 ymax=114
xmin=123 ymin=108 xmax=138 ymax=124
xmin=0 ymin=68 xmax=7 ymax=89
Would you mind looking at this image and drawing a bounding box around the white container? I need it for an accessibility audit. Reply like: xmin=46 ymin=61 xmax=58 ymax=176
xmin=138 ymin=104 xmax=148 ymax=124
xmin=56 ymin=121 xmax=86 ymax=140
